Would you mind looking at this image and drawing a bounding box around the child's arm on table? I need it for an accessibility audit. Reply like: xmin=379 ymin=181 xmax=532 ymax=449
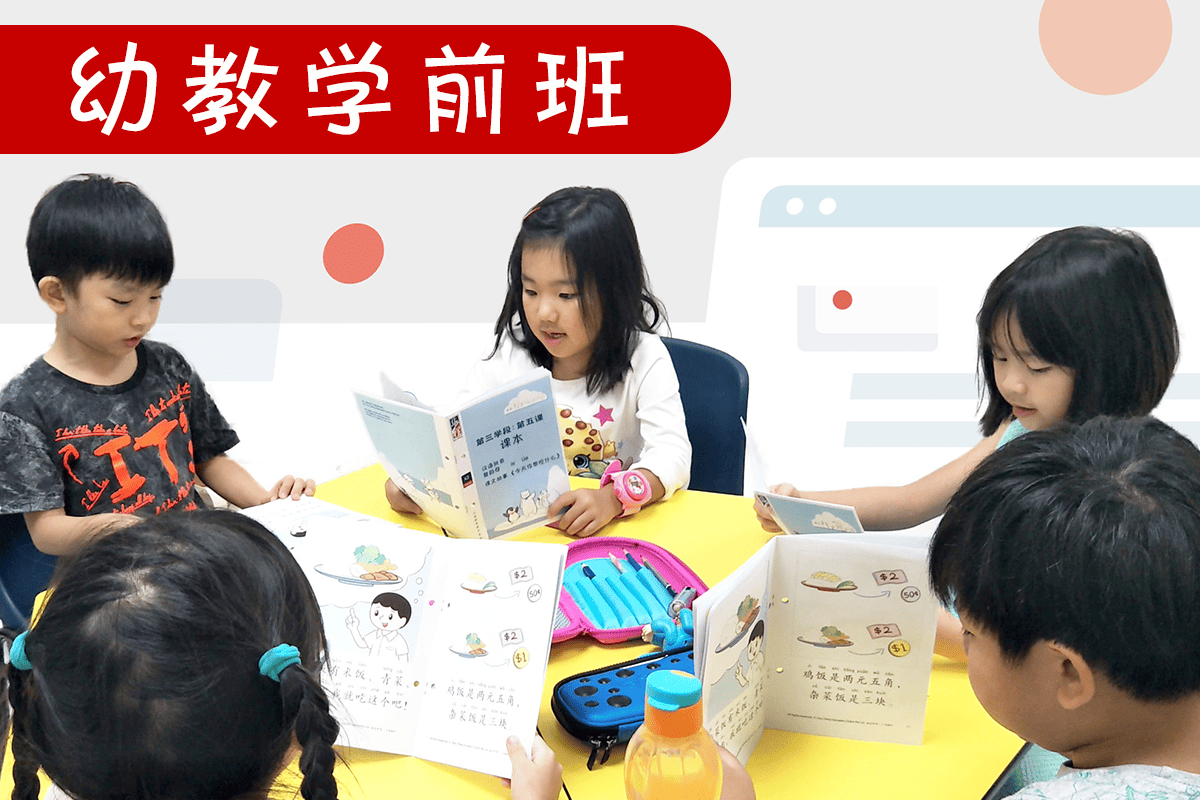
xmin=548 ymin=468 xmax=666 ymax=538
xmin=23 ymin=507 xmax=139 ymax=555
xmin=754 ymin=426 xmax=1006 ymax=532
xmin=196 ymin=454 xmax=315 ymax=508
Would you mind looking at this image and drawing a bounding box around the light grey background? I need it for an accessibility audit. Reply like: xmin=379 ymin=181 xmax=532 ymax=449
xmin=3 ymin=2 xmax=1198 ymax=326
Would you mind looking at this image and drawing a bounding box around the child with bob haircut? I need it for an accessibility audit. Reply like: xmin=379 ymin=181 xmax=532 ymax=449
xmin=756 ymin=226 xmax=1178 ymax=532
xmin=1 ymin=510 xmax=567 ymax=800
xmin=387 ymin=186 xmax=691 ymax=537
xmin=928 ymin=416 xmax=1200 ymax=797
xmin=0 ymin=174 xmax=314 ymax=557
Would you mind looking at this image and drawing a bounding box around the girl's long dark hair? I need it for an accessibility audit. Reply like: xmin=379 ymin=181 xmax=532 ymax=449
xmin=976 ymin=226 xmax=1178 ymax=435
xmin=1 ymin=511 xmax=339 ymax=800
xmin=492 ymin=186 xmax=667 ymax=395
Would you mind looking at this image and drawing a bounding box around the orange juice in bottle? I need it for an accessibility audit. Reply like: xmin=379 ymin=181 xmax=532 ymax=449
xmin=624 ymin=670 xmax=722 ymax=800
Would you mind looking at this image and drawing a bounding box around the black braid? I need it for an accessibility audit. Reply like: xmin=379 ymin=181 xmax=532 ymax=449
xmin=279 ymin=665 xmax=339 ymax=800
xmin=7 ymin=668 xmax=41 ymax=800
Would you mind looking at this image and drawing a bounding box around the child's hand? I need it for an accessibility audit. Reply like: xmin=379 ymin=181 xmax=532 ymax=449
xmin=718 ymin=745 xmax=757 ymax=800
xmin=753 ymin=482 xmax=799 ymax=533
xmin=384 ymin=477 xmax=423 ymax=515
xmin=267 ymin=476 xmax=316 ymax=502
xmin=548 ymin=487 xmax=622 ymax=538
xmin=501 ymin=735 xmax=562 ymax=800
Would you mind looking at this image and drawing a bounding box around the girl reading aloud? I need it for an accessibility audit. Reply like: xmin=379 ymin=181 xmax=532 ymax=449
xmin=387 ymin=187 xmax=691 ymax=537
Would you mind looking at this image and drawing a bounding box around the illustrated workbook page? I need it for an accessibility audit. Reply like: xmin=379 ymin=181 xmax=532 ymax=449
xmin=241 ymin=496 xmax=567 ymax=778
xmin=691 ymin=541 xmax=773 ymax=765
xmin=766 ymin=533 xmax=936 ymax=746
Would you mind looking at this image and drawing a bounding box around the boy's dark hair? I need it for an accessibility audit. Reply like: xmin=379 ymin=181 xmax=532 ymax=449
xmin=493 ymin=186 xmax=667 ymax=395
xmin=749 ymin=620 xmax=765 ymax=643
xmin=372 ymin=591 xmax=411 ymax=622
xmin=930 ymin=416 xmax=1200 ymax=701
xmin=976 ymin=226 xmax=1177 ymax=435
xmin=1 ymin=511 xmax=339 ymax=800
xmin=27 ymin=173 xmax=174 ymax=291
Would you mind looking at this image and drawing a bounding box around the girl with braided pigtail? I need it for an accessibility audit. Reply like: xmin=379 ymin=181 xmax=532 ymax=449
xmin=0 ymin=510 xmax=571 ymax=800
xmin=0 ymin=510 xmax=340 ymax=800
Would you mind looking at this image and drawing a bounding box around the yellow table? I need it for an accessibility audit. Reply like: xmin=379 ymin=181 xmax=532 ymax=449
xmin=1 ymin=466 xmax=1023 ymax=800
xmin=316 ymin=465 xmax=1024 ymax=800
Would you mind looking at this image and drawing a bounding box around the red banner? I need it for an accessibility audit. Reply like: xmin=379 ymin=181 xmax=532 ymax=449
xmin=8 ymin=25 xmax=730 ymax=154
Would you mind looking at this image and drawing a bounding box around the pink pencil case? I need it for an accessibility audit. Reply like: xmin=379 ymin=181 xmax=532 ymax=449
xmin=552 ymin=536 xmax=708 ymax=644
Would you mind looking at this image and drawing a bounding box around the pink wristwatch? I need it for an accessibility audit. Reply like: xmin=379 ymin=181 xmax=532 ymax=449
xmin=600 ymin=462 xmax=651 ymax=517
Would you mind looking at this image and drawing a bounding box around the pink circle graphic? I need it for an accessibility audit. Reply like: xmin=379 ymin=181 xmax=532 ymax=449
xmin=832 ymin=290 xmax=853 ymax=310
xmin=323 ymin=223 xmax=385 ymax=284
xmin=1039 ymin=0 xmax=1171 ymax=95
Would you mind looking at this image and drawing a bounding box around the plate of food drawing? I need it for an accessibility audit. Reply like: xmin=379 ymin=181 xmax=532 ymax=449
xmin=798 ymin=625 xmax=854 ymax=648
xmin=313 ymin=564 xmax=402 ymax=587
xmin=800 ymin=571 xmax=858 ymax=593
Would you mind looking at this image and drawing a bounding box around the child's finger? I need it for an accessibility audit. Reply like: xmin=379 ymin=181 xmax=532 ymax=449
xmin=547 ymin=491 xmax=576 ymax=518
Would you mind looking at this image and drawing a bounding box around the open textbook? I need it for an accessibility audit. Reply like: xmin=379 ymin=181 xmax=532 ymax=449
xmin=691 ymin=529 xmax=937 ymax=763
xmin=241 ymin=496 xmax=567 ymax=778
xmin=355 ymin=368 xmax=569 ymax=538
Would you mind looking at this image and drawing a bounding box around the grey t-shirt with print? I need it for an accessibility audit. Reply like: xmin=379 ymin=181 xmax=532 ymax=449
xmin=0 ymin=340 xmax=238 ymax=517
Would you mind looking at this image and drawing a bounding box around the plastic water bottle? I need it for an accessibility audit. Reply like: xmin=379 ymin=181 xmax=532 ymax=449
xmin=625 ymin=669 xmax=722 ymax=800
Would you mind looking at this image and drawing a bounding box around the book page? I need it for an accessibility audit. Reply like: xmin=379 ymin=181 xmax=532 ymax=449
xmin=765 ymin=534 xmax=936 ymax=745
xmin=413 ymin=538 xmax=566 ymax=777
xmin=692 ymin=537 xmax=777 ymax=765
xmin=456 ymin=370 xmax=569 ymax=538
xmin=244 ymin=498 xmax=437 ymax=753
xmin=241 ymin=498 xmax=566 ymax=777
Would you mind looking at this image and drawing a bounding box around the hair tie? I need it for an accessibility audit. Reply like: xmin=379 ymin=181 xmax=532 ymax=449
xmin=9 ymin=631 xmax=32 ymax=671
xmin=258 ymin=643 xmax=301 ymax=682
xmin=523 ymin=205 xmax=541 ymax=221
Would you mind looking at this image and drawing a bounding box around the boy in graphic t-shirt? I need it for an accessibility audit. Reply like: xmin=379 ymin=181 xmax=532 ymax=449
xmin=0 ymin=174 xmax=314 ymax=556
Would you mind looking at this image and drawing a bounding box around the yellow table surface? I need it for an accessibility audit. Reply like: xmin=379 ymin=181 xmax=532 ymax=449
xmin=1 ymin=465 xmax=1023 ymax=800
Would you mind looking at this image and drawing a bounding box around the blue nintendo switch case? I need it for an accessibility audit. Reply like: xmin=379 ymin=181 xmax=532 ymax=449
xmin=550 ymin=645 xmax=695 ymax=769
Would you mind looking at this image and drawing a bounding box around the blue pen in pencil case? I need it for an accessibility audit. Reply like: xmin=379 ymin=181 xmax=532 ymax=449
xmin=552 ymin=536 xmax=707 ymax=645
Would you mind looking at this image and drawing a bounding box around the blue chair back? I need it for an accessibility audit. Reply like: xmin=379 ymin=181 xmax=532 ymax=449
xmin=0 ymin=514 xmax=57 ymax=630
xmin=662 ymin=337 xmax=749 ymax=495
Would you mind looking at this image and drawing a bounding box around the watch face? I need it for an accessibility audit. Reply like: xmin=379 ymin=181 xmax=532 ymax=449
xmin=623 ymin=472 xmax=650 ymax=502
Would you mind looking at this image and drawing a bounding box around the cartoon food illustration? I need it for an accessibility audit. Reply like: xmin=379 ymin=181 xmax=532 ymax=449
xmin=559 ymin=407 xmax=618 ymax=477
xmin=820 ymin=625 xmax=852 ymax=646
xmin=465 ymin=633 xmax=488 ymax=656
xmin=801 ymin=571 xmax=858 ymax=592
xmin=461 ymin=573 xmax=498 ymax=594
xmin=735 ymin=594 xmax=761 ymax=633
xmin=353 ymin=545 xmax=399 ymax=581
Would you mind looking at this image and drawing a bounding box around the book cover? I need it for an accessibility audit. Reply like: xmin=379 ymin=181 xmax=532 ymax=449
xmin=356 ymin=368 xmax=569 ymax=538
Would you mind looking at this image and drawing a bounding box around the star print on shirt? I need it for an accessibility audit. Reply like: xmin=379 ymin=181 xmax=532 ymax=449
xmin=594 ymin=405 xmax=614 ymax=425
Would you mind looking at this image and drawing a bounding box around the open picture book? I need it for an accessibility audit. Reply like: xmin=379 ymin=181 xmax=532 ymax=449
xmin=355 ymin=368 xmax=569 ymax=538
xmin=691 ymin=526 xmax=937 ymax=764
xmin=241 ymin=496 xmax=567 ymax=778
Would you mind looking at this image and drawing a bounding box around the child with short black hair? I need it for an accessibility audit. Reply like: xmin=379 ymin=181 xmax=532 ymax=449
xmin=0 ymin=174 xmax=314 ymax=556
xmin=929 ymin=416 xmax=1200 ymax=797
xmin=1 ymin=510 xmax=568 ymax=800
